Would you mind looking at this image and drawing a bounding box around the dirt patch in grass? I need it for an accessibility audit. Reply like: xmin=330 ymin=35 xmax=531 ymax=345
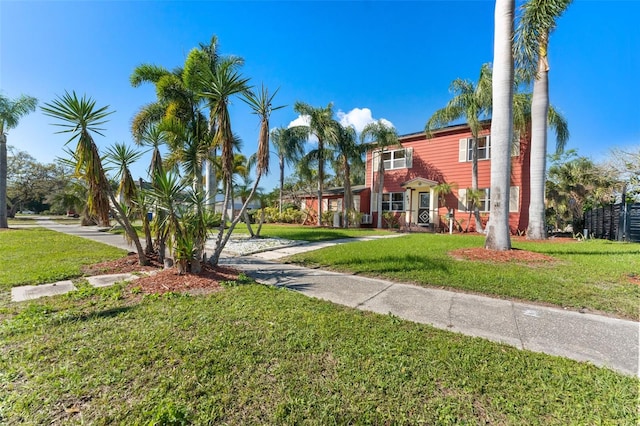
xmin=449 ymin=247 xmax=556 ymax=265
xmin=82 ymin=253 xmax=241 ymax=295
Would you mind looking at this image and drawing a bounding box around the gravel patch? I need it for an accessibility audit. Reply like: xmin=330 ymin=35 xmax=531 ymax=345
xmin=217 ymin=236 xmax=305 ymax=256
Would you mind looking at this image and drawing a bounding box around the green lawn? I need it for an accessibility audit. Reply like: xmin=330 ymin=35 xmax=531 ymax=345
xmin=0 ymin=228 xmax=126 ymax=291
xmin=234 ymin=223 xmax=393 ymax=242
xmin=286 ymin=233 xmax=640 ymax=319
xmin=1 ymin=284 xmax=637 ymax=424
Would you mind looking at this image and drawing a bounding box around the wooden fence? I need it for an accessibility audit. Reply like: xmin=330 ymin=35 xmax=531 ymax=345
xmin=583 ymin=203 xmax=640 ymax=242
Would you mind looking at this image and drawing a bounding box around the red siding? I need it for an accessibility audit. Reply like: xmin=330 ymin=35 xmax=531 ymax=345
xmin=365 ymin=124 xmax=531 ymax=233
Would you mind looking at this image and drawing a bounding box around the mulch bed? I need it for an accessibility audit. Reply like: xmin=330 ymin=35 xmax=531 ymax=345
xmin=449 ymin=247 xmax=556 ymax=264
xmin=81 ymin=253 xmax=240 ymax=295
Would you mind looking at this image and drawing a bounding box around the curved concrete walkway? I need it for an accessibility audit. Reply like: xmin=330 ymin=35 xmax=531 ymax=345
xmin=15 ymin=219 xmax=640 ymax=377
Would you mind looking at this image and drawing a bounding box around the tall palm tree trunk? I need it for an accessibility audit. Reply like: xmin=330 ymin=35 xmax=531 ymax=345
xmin=0 ymin=134 xmax=8 ymax=228
xmin=470 ymin=139 xmax=484 ymax=233
xmin=279 ymin=155 xmax=285 ymax=214
xmin=527 ymin=38 xmax=550 ymax=240
xmin=317 ymin=142 xmax=324 ymax=226
xmin=485 ymin=0 xmax=515 ymax=250
xmin=377 ymin=152 xmax=385 ymax=229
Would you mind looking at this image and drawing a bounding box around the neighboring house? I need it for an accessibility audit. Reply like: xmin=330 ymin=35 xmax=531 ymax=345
xmin=299 ymin=185 xmax=371 ymax=225
xmin=299 ymin=121 xmax=531 ymax=233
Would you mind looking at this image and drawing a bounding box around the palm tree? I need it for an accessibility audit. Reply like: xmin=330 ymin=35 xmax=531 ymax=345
xmin=294 ymin=102 xmax=338 ymax=226
xmin=515 ymin=0 xmax=573 ymax=240
xmin=425 ymin=63 xmax=492 ymax=233
xmin=105 ymin=143 xmax=143 ymax=207
xmin=331 ymin=123 xmax=362 ymax=228
xmin=0 ymin=93 xmax=37 ymax=228
xmin=485 ymin=0 xmax=515 ymax=251
xmin=41 ymin=91 xmax=149 ymax=265
xmin=270 ymin=126 xmax=307 ymax=213
xmin=361 ymin=120 xmax=400 ymax=229
xmin=184 ymin=35 xmax=245 ymax=210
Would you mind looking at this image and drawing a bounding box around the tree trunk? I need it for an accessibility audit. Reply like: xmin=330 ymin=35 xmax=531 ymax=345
xmin=279 ymin=156 xmax=285 ymax=214
xmin=377 ymin=150 xmax=385 ymax=229
xmin=527 ymin=35 xmax=550 ymax=240
xmin=205 ymin=149 xmax=217 ymax=211
xmin=485 ymin=0 xmax=514 ymax=251
xmin=108 ymin=191 xmax=150 ymax=265
xmin=0 ymin=134 xmax=8 ymax=228
xmin=343 ymin=159 xmax=352 ymax=228
xmin=470 ymin=139 xmax=484 ymax=233
xmin=210 ymin=172 xmax=264 ymax=266
xmin=317 ymin=140 xmax=324 ymax=227
xmin=209 ymin=180 xmax=232 ymax=267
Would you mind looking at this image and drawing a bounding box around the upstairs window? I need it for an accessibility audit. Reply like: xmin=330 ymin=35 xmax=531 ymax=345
xmin=373 ymin=147 xmax=413 ymax=171
xmin=383 ymin=149 xmax=406 ymax=169
xmin=460 ymin=136 xmax=491 ymax=162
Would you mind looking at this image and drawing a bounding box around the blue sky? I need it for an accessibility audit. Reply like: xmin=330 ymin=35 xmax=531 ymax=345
xmin=1 ymin=0 xmax=638 ymax=191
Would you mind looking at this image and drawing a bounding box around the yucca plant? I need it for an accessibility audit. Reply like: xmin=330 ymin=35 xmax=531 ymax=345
xmin=42 ymin=91 xmax=149 ymax=265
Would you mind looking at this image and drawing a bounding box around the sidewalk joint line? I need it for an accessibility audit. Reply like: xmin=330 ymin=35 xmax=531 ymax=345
xmin=354 ymin=282 xmax=395 ymax=309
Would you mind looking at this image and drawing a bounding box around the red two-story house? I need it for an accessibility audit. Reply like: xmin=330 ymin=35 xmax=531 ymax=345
xmin=301 ymin=121 xmax=531 ymax=234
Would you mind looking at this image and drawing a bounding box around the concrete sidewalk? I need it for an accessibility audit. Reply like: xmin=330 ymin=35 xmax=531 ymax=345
xmin=19 ymin=219 xmax=640 ymax=377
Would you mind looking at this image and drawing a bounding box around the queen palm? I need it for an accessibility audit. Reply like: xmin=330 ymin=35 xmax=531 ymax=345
xmin=515 ymin=0 xmax=572 ymax=239
xmin=42 ymin=91 xmax=148 ymax=265
xmin=361 ymin=120 xmax=400 ymax=229
xmin=331 ymin=123 xmax=362 ymax=228
xmin=484 ymin=0 xmax=515 ymax=251
xmin=425 ymin=63 xmax=493 ymax=233
xmin=0 ymin=93 xmax=37 ymax=228
xmin=270 ymin=126 xmax=307 ymax=213
xmin=294 ymin=102 xmax=338 ymax=227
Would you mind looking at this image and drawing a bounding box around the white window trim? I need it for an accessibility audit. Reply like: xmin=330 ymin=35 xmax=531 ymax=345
xmin=459 ymin=135 xmax=491 ymax=163
xmin=382 ymin=192 xmax=405 ymax=212
xmin=373 ymin=147 xmax=412 ymax=171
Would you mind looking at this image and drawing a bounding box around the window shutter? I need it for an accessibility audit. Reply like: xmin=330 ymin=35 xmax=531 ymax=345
xmin=511 ymin=131 xmax=521 ymax=157
xmin=459 ymin=139 xmax=468 ymax=162
xmin=405 ymin=147 xmax=413 ymax=168
xmin=486 ymin=135 xmax=491 ymax=159
xmin=509 ymin=186 xmax=519 ymax=212
xmin=458 ymin=189 xmax=467 ymax=211
xmin=372 ymin=150 xmax=380 ymax=172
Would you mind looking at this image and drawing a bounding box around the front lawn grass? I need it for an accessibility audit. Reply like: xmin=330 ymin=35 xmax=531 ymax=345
xmin=1 ymin=284 xmax=636 ymax=424
xmin=287 ymin=233 xmax=640 ymax=319
xmin=0 ymin=228 xmax=127 ymax=291
xmin=234 ymin=223 xmax=393 ymax=242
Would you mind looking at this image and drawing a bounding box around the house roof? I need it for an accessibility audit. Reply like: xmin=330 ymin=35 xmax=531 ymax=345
xmin=399 ymin=119 xmax=492 ymax=141
xmin=295 ymin=185 xmax=368 ymax=198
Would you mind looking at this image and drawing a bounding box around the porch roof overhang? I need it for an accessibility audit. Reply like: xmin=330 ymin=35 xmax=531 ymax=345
xmin=401 ymin=177 xmax=439 ymax=189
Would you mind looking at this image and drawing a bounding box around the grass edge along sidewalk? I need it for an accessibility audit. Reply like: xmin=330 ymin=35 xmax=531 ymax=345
xmin=1 ymin=284 xmax=638 ymax=424
xmin=284 ymin=232 xmax=640 ymax=320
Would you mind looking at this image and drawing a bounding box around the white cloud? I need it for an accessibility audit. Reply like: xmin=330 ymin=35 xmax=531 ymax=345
xmin=337 ymin=107 xmax=394 ymax=133
xmin=286 ymin=108 xmax=394 ymax=144
xmin=287 ymin=114 xmax=310 ymax=128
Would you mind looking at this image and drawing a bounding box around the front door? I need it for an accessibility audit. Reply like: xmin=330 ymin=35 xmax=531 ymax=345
xmin=418 ymin=192 xmax=430 ymax=226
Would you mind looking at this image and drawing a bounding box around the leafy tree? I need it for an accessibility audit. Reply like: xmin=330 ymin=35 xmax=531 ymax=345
xmin=425 ymin=64 xmax=492 ymax=233
xmin=485 ymin=0 xmax=515 ymax=251
xmin=41 ymin=91 xmax=149 ymax=265
xmin=547 ymin=150 xmax=615 ymax=231
xmin=361 ymin=120 xmax=400 ymax=229
xmin=5 ymin=148 xmax=65 ymax=215
xmin=294 ymin=102 xmax=338 ymax=226
xmin=515 ymin=0 xmax=573 ymax=239
xmin=0 ymin=93 xmax=37 ymax=227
